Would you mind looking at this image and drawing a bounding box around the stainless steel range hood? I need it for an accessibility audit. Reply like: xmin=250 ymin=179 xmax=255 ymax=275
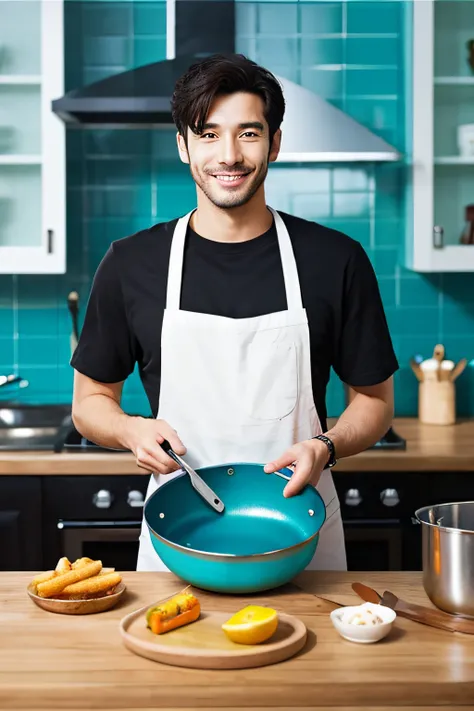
xmin=52 ymin=0 xmax=400 ymax=163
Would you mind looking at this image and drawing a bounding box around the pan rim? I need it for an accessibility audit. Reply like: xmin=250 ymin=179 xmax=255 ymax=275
xmin=144 ymin=461 xmax=326 ymax=561
xmin=415 ymin=500 xmax=474 ymax=535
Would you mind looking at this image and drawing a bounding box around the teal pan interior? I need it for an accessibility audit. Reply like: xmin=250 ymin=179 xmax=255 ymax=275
xmin=144 ymin=463 xmax=326 ymax=593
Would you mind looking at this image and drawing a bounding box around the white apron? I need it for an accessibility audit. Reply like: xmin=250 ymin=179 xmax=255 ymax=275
xmin=136 ymin=207 xmax=347 ymax=572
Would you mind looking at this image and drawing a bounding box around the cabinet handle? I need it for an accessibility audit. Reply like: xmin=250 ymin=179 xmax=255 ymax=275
xmin=47 ymin=229 xmax=54 ymax=254
xmin=433 ymin=225 xmax=444 ymax=249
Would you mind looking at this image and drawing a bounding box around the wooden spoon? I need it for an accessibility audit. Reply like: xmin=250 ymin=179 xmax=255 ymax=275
xmin=450 ymin=358 xmax=468 ymax=382
xmin=409 ymin=358 xmax=423 ymax=382
xmin=433 ymin=344 xmax=445 ymax=381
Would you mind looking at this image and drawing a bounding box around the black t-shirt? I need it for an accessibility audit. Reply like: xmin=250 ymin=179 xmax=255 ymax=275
xmin=71 ymin=211 xmax=398 ymax=432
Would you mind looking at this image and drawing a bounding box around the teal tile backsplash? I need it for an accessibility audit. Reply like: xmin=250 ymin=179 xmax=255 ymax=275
xmin=1 ymin=0 xmax=474 ymax=419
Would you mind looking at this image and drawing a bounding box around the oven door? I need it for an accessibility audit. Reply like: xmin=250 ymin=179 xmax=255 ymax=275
xmin=343 ymin=519 xmax=403 ymax=571
xmin=57 ymin=520 xmax=142 ymax=571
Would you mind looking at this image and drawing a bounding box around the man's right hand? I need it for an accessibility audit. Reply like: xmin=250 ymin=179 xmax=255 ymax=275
xmin=126 ymin=418 xmax=187 ymax=475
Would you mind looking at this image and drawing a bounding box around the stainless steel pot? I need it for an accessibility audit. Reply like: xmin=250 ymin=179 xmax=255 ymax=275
xmin=415 ymin=501 xmax=474 ymax=618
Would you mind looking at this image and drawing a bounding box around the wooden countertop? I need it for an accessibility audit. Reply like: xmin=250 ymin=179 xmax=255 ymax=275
xmin=1 ymin=418 xmax=474 ymax=475
xmin=1 ymin=571 xmax=473 ymax=710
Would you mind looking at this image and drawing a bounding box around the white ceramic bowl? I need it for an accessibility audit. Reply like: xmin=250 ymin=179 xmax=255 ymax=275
xmin=330 ymin=602 xmax=396 ymax=644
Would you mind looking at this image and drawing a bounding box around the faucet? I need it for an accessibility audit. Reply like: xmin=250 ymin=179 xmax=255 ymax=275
xmin=0 ymin=373 xmax=29 ymax=390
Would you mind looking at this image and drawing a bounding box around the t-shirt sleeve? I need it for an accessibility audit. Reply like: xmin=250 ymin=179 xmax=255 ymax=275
xmin=333 ymin=241 xmax=399 ymax=386
xmin=70 ymin=245 xmax=136 ymax=383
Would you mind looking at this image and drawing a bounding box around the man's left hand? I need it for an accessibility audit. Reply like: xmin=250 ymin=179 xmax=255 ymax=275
xmin=264 ymin=438 xmax=330 ymax=498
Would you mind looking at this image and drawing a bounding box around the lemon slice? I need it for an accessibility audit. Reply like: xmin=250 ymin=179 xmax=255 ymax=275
xmin=222 ymin=605 xmax=278 ymax=645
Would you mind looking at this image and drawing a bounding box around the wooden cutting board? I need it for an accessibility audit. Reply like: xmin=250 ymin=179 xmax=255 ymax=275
xmin=120 ymin=604 xmax=308 ymax=669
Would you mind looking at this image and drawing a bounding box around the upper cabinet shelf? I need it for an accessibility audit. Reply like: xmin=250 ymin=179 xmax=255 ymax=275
xmin=435 ymin=76 xmax=474 ymax=85
xmin=405 ymin=0 xmax=474 ymax=272
xmin=0 ymin=75 xmax=41 ymax=85
xmin=0 ymin=0 xmax=65 ymax=274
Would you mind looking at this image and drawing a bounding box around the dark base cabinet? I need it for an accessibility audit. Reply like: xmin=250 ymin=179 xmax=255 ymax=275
xmin=1 ymin=470 xmax=473 ymax=572
xmin=42 ymin=475 xmax=149 ymax=572
xmin=332 ymin=471 xmax=426 ymax=572
xmin=0 ymin=477 xmax=42 ymax=571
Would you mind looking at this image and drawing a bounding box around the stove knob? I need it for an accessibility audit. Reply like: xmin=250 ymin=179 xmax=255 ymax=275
xmin=127 ymin=490 xmax=145 ymax=508
xmin=93 ymin=489 xmax=112 ymax=509
xmin=380 ymin=488 xmax=399 ymax=507
xmin=345 ymin=488 xmax=362 ymax=506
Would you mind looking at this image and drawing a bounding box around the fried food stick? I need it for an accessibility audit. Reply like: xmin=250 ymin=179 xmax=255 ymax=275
xmin=36 ymin=560 xmax=102 ymax=598
xmin=72 ymin=557 xmax=94 ymax=569
xmin=31 ymin=570 xmax=56 ymax=589
xmin=55 ymin=557 xmax=72 ymax=574
xmin=59 ymin=572 xmax=122 ymax=599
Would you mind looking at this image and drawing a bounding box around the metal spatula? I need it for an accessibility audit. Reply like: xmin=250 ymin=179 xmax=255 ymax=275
xmin=160 ymin=439 xmax=225 ymax=513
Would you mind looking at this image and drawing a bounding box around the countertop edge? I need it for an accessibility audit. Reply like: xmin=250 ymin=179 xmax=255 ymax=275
xmin=0 ymin=417 xmax=473 ymax=474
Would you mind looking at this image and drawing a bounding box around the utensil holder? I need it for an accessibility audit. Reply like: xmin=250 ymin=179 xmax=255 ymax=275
xmin=418 ymin=379 xmax=455 ymax=425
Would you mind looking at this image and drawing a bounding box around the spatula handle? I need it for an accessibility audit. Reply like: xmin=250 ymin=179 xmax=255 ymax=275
xmin=160 ymin=439 xmax=225 ymax=513
xmin=384 ymin=593 xmax=474 ymax=635
xmin=160 ymin=438 xmax=181 ymax=466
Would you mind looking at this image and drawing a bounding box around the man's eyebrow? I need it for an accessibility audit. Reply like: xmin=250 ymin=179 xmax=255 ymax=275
xmin=200 ymin=121 xmax=265 ymax=132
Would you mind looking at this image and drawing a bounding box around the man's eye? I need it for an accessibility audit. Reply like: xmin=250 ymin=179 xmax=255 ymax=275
xmin=242 ymin=132 xmax=258 ymax=138
xmin=201 ymin=132 xmax=216 ymax=139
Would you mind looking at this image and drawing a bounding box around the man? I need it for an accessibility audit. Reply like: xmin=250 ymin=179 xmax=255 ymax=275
xmin=71 ymin=54 xmax=398 ymax=572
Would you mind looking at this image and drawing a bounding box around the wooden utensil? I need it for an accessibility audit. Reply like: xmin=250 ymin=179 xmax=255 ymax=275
xmin=450 ymin=358 xmax=468 ymax=382
xmin=352 ymin=582 xmax=474 ymax=635
xmin=410 ymin=358 xmax=424 ymax=382
xmin=439 ymin=359 xmax=455 ymax=381
xmin=433 ymin=344 xmax=445 ymax=381
xmin=120 ymin=604 xmax=307 ymax=669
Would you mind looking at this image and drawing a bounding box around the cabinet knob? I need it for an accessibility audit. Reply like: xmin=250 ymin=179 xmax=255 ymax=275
xmin=380 ymin=488 xmax=400 ymax=507
xmin=127 ymin=490 xmax=145 ymax=508
xmin=93 ymin=489 xmax=112 ymax=509
xmin=345 ymin=488 xmax=362 ymax=506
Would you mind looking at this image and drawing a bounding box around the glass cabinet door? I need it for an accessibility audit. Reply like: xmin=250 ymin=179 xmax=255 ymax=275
xmin=408 ymin=0 xmax=474 ymax=272
xmin=434 ymin=1 xmax=474 ymax=248
xmin=0 ymin=0 xmax=65 ymax=273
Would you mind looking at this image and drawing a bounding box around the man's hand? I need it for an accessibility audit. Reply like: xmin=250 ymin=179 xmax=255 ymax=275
xmin=126 ymin=418 xmax=187 ymax=475
xmin=264 ymin=439 xmax=330 ymax=498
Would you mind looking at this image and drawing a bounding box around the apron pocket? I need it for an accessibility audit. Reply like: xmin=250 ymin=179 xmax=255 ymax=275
xmin=244 ymin=340 xmax=299 ymax=421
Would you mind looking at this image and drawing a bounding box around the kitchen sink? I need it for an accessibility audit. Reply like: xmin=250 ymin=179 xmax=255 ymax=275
xmin=0 ymin=403 xmax=127 ymax=452
xmin=0 ymin=427 xmax=62 ymax=450
xmin=0 ymin=403 xmax=72 ymax=451
xmin=0 ymin=403 xmax=71 ymax=428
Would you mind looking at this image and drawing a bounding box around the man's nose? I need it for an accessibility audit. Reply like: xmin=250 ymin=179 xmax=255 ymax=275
xmin=218 ymin=137 xmax=243 ymax=166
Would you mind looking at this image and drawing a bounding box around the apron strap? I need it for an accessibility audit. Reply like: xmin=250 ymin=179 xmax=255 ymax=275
xmin=166 ymin=210 xmax=194 ymax=310
xmin=267 ymin=207 xmax=303 ymax=311
xmin=166 ymin=207 xmax=303 ymax=311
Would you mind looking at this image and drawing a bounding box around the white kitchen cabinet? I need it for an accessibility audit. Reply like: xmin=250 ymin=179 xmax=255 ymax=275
xmin=406 ymin=0 xmax=474 ymax=272
xmin=0 ymin=0 xmax=65 ymax=274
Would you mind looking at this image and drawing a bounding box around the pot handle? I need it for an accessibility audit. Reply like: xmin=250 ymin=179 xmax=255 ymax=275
xmin=273 ymin=468 xmax=293 ymax=481
xmin=411 ymin=517 xmax=420 ymax=524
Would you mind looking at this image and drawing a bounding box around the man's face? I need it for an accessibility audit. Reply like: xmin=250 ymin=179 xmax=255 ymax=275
xmin=177 ymin=92 xmax=281 ymax=210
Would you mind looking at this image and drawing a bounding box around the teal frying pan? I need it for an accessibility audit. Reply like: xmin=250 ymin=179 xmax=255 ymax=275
xmin=143 ymin=458 xmax=326 ymax=594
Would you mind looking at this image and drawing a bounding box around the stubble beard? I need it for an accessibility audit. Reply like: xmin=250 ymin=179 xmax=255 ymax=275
xmin=190 ymin=161 xmax=269 ymax=210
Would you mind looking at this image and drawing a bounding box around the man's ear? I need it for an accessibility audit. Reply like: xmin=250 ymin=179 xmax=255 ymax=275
xmin=176 ymin=132 xmax=190 ymax=164
xmin=268 ymin=128 xmax=282 ymax=163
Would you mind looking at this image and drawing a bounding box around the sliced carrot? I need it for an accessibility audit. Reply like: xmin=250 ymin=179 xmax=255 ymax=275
xmin=149 ymin=599 xmax=201 ymax=634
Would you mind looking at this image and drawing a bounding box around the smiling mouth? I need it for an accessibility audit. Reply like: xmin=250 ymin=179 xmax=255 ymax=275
xmin=211 ymin=173 xmax=251 ymax=185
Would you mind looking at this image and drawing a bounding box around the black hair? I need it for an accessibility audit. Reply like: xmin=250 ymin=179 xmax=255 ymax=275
xmin=171 ymin=53 xmax=285 ymax=146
